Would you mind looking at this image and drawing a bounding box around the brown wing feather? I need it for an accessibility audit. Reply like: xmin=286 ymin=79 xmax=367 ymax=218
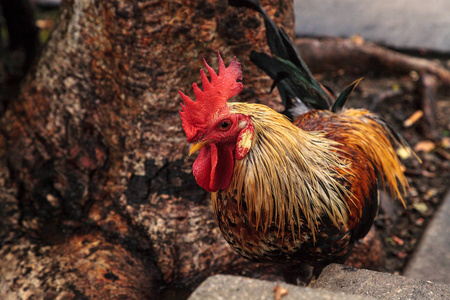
xmin=293 ymin=108 xmax=406 ymax=235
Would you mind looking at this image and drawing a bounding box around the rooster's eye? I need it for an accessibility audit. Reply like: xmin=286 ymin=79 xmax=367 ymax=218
xmin=219 ymin=120 xmax=231 ymax=131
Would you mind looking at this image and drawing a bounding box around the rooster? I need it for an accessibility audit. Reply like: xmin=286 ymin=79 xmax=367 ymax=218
xmin=179 ymin=1 xmax=414 ymax=276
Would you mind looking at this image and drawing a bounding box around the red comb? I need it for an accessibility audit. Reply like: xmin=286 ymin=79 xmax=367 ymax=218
xmin=179 ymin=52 xmax=243 ymax=141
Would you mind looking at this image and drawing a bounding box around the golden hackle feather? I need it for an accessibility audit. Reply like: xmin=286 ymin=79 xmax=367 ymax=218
xmin=212 ymin=103 xmax=355 ymax=241
xmin=336 ymin=109 xmax=410 ymax=207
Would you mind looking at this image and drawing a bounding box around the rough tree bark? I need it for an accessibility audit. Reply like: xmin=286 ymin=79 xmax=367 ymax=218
xmin=0 ymin=0 xmax=294 ymax=298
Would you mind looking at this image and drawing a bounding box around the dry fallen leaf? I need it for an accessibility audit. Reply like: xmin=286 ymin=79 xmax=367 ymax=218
xmin=392 ymin=235 xmax=404 ymax=246
xmin=412 ymin=202 xmax=428 ymax=214
xmin=424 ymin=188 xmax=439 ymax=200
xmin=397 ymin=146 xmax=412 ymax=159
xmin=350 ymin=34 xmax=364 ymax=45
xmin=415 ymin=218 xmax=425 ymax=226
xmin=421 ymin=170 xmax=436 ymax=178
xmin=36 ymin=19 xmax=54 ymax=30
xmin=414 ymin=140 xmax=436 ymax=153
xmin=273 ymin=285 xmax=289 ymax=300
xmin=397 ymin=251 xmax=407 ymax=259
xmin=403 ymin=110 xmax=423 ymax=128
xmin=409 ymin=70 xmax=419 ymax=81
xmin=392 ymin=82 xmax=401 ymax=91
xmin=441 ymin=137 xmax=450 ymax=149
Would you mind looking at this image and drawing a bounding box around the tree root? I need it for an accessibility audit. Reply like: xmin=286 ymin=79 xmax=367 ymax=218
xmin=417 ymin=73 xmax=439 ymax=140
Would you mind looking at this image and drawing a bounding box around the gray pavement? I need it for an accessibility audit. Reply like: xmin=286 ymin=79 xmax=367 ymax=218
xmin=314 ymin=264 xmax=450 ymax=300
xmin=189 ymin=266 xmax=450 ymax=300
xmin=294 ymin=0 xmax=450 ymax=52
xmin=404 ymin=190 xmax=450 ymax=284
xmin=188 ymin=274 xmax=374 ymax=300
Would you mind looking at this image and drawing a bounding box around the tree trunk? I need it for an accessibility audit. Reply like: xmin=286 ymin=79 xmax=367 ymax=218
xmin=0 ymin=0 xmax=294 ymax=298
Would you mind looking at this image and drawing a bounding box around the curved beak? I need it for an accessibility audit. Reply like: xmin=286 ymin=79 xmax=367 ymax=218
xmin=189 ymin=140 xmax=209 ymax=156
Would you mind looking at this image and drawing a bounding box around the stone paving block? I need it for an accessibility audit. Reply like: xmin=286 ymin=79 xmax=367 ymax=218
xmin=312 ymin=264 xmax=450 ymax=300
xmin=294 ymin=0 xmax=450 ymax=52
xmin=188 ymin=274 xmax=374 ymax=300
xmin=404 ymin=190 xmax=450 ymax=284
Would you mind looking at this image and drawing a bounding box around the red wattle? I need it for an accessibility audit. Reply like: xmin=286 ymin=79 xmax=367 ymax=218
xmin=193 ymin=143 xmax=235 ymax=192
xmin=192 ymin=146 xmax=212 ymax=191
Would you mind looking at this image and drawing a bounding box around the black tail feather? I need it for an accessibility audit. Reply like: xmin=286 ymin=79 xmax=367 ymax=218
xmin=229 ymin=0 xmax=332 ymax=118
xmin=331 ymin=78 xmax=364 ymax=113
xmin=250 ymin=52 xmax=332 ymax=112
xmin=229 ymin=0 xmax=362 ymax=119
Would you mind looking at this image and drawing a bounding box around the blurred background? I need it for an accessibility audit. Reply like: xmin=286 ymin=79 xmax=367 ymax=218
xmin=294 ymin=0 xmax=450 ymax=53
